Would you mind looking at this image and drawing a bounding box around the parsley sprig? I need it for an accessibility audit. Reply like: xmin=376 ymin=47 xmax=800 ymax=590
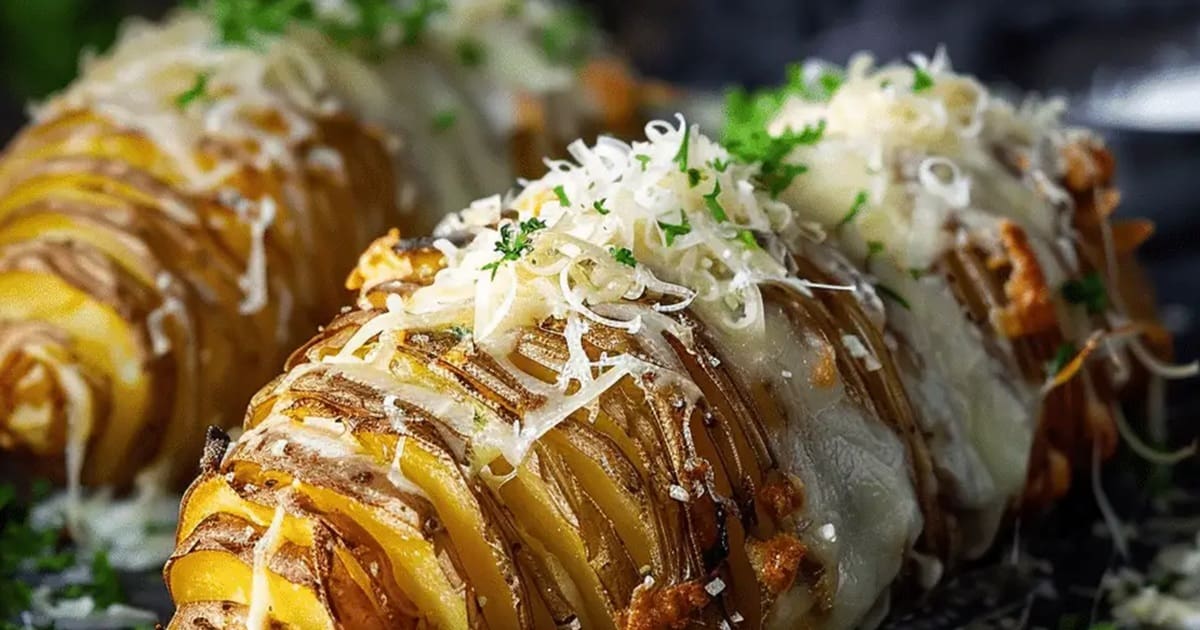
xmin=481 ymin=218 xmax=546 ymax=279
xmin=610 ymin=246 xmax=637 ymax=267
xmin=912 ymin=66 xmax=934 ymax=92
xmin=658 ymin=211 xmax=691 ymax=246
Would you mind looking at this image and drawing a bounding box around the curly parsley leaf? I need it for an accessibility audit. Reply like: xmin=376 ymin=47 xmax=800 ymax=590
xmin=657 ymin=211 xmax=691 ymax=246
xmin=703 ymin=180 xmax=727 ymax=222
xmin=912 ymin=66 xmax=934 ymax=92
xmin=481 ymin=218 xmax=546 ymax=278
xmin=610 ymin=246 xmax=637 ymax=267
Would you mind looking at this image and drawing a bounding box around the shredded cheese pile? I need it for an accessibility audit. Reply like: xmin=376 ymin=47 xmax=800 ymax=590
xmin=358 ymin=115 xmax=812 ymax=344
xmin=762 ymin=48 xmax=1077 ymax=273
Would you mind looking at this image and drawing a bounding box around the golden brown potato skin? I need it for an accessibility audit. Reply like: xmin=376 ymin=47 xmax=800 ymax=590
xmin=0 ymin=105 xmax=401 ymax=489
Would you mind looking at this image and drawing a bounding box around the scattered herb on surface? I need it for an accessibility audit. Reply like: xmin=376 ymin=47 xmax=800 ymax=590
xmin=610 ymin=246 xmax=637 ymax=267
xmin=912 ymin=66 xmax=934 ymax=92
xmin=175 ymin=72 xmax=210 ymax=109
xmin=657 ymin=212 xmax=691 ymax=246
xmin=481 ymin=218 xmax=546 ymax=278
xmin=838 ymin=190 xmax=869 ymax=227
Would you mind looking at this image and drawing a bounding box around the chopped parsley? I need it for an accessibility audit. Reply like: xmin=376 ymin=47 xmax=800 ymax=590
xmin=673 ymin=122 xmax=691 ymax=172
xmin=722 ymin=60 xmax=842 ymax=178
xmin=1061 ymin=272 xmax=1107 ymax=315
xmin=875 ymin=284 xmax=910 ymax=310
xmin=610 ymin=246 xmax=637 ymax=267
xmin=449 ymin=325 xmax=472 ymax=340
xmin=709 ymin=158 xmax=730 ymax=173
xmin=657 ymin=211 xmax=691 ymax=246
xmin=592 ymin=198 xmax=610 ymax=215
xmin=909 ymin=267 xmax=925 ymax=280
xmin=174 ymin=72 xmax=210 ymax=109
xmin=634 ymin=154 xmax=651 ymax=171
xmin=1047 ymin=342 xmax=1076 ymax=377
xmin=865 ymin=240 xmax=885 ymax=266
xmin=481 ymin=218 xmax=546 ymax=278
xmin=912 ymin=66 xmax=934 ymax=92
xmin=687 ymin=168 xmax=703 ymax=187
xmin=723 ymin=96 xmax=824 ymax=198
xmin=553 ymin=185 xmax=570 ymax=207
xmin=456 ymin=37 xmax=485 ymax=67
xmin=736 ymin=229 xmax=759 ymax=249
xmin=431 ymin=109 xmax=457 ymax=132
xmin=703 ymin=180 xmax=728 ymax=222
xmin=838 ymin=190 xmax=869 ymax=227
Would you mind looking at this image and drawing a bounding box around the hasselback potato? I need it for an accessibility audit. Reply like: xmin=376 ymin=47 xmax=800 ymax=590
xmin=167 ymin=55 xmax=1186 ymax=628
xmin=725 ymin=50 xmax=1180 ymax=507
xmin=0 ymin=1 xmax=655 ymax=494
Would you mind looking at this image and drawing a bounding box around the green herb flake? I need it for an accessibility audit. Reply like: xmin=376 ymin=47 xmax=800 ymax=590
xmin=175 ymin=72 xmax=210 ymax=109
xmin=865 ymin=240 xmax=885 ymax=266
xmin=610 ymin=246 xmax=637 ymax=267
xmin=592 ymin=198 xmax=610 ymax=215
xmin=818 ymin=69 xmax=845 ymax=97
xmin=634 ymin=154 xmax=651 ymax=171
xmin=1061 ymin=272 xmax=1107 ymax=315
xmin=838 ymin=190 xmax=869 ymax=227
xmin=449 ymin=325 xmax=472 ymax=340
xmin=481 ymin=217 xmax=547 ymax=278
xmin=657 ymin=211 xmax=691 ymax=246
xmin=875 ymin=284 xmax=910 ymax=310
xmin=456 ymin=37 xmax=486 ymax=67
xmin=909 ymin=267 xmax=924 ymax=280
xmin=673 ymin=122 xmax=691 ymax=172
xmin=736 ymin=229 xmax=759 ymax=249
xmin=709 ymin=158 xmax=730 ymax=173
xmin=703 ymin=180 xmax=728 ymax=222
xmin=687 ymin=168 xmax=703 ymax=187
xmin=1047 ymin=342 xmax=1077 ymax=377
xmin=912 ymin=66 xmax=934 ymax=92
xmin=431 ymin=109 xmax=457 ymax=132
xmin=553 ymin=185 xmax=570 ymax=207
